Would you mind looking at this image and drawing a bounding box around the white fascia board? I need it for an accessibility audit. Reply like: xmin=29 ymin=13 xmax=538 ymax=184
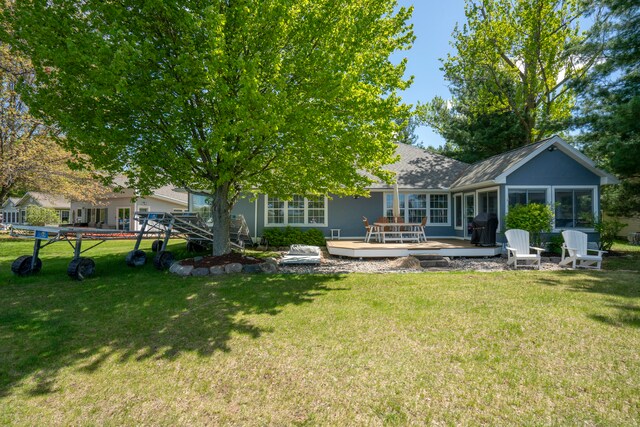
xmin=449 ymin=180 xmax=498 ymax=193
xmin=146 ymin=193 xmax=188 ymax=206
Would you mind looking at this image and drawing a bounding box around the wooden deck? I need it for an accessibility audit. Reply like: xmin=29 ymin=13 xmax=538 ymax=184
xmin=326 ymin=239 xmax=502 ymax=258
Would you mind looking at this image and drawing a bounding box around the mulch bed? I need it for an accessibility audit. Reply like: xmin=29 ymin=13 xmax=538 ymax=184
xmin=179 ymin=252 xmax=264 ymax=268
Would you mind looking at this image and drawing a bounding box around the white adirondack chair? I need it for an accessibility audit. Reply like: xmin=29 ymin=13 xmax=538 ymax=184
xmin=560 ymin=230 xmax=606 ymax=269
xmin=505 ymin=229 xmax=544 ymax=269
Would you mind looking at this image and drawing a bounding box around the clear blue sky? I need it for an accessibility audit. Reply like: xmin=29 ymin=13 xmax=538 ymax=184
xmin=396 ymin=0 xmax=467 ymax=148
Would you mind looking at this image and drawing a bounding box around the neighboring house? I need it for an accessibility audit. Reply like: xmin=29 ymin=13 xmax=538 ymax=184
xmin=14 ymin=192 xmax=72 ymax=224
xmin=70 ymin=178 xmax=188 ymax=231
xmin=189 ymin=135 xmax=618 ymax=243
xmin=1 ymin=197 xmax=21 ymax=224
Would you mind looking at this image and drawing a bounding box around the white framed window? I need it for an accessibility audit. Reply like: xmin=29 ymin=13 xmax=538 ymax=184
xmin=553 ymin=186 xmax=597 ymax=230
xmin=504 ymin=185 xmax=597 ymax=231
xmin=383 ymin=192 xmax=450 ymax=226
xmin=454 ymin=194 xmax=463 ymax=229
xmin=430 ymin=194 xmax=449 ymax=224
xmin=265 ymin=195 xmax=328 ymax=227
xmin=477 ymin=188 xmax=499 ymax=215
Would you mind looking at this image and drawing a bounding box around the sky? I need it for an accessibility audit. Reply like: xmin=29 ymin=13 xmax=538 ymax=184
xmin=395 ymin=0 xmax=468 ymax=148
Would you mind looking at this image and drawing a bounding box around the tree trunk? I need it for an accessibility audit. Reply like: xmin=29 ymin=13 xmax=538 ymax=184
xmin=209 ymin=183 xmax=232 ymax=256
xmin=0 ymin=187 xmax=9 ymax=205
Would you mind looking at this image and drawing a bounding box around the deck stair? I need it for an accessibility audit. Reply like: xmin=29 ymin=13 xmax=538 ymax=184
xmin=414 ymin=254 xmax=451 ymax=268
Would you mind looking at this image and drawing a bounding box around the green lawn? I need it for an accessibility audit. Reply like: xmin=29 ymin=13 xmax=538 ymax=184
xmin=1 ymin=237 xmax=639 ymax=425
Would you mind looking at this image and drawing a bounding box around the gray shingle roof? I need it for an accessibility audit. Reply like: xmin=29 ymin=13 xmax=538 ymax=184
xmin=370 ymin=143 xmax=469 ymax=190
xmin=106 ymin=175 xmax=186 ymax=204
xmin=450 ymin=138 xmax=554 ymax=189
xmin=20 ymin=192 xmax=71 ymax=209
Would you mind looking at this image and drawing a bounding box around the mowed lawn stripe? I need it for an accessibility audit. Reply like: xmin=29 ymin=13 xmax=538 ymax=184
xmin=1 ymin=238 xmax=639 ymax=425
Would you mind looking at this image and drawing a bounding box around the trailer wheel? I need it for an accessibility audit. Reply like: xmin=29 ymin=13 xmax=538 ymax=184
xmin=11 ymin=255 xmax=42 ymax=276
xmin=151 ymin=240 xmax=163 ymax=252
xmin=153 ymin=250 xmax=175 ymax=270
xmin=186 ymin=241 xmax=205 ymax=253
xmin=67 ymin=257 xmax=96 ymax=280
xmin=125 ymin=250 xmax=147 ymax=267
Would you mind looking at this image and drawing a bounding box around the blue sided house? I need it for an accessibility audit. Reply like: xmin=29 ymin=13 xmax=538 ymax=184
xmin=188 ymin=135 xmax=618 ymax=257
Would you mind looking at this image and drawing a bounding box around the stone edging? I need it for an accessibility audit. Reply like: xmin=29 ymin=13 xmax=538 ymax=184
xmin=169 ymin=258 xmax=279 ymax=277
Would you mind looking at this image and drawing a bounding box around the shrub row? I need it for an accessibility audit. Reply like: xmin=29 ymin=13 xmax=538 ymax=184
xmin=262 ymin=227 xmax=326 ymax=247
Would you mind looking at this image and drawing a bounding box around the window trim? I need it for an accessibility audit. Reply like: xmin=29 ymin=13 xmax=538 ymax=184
xmin=382 ymin=191 xmax=451 ymax=226
xmin=264 ymin=195 xmax=329 ymax=227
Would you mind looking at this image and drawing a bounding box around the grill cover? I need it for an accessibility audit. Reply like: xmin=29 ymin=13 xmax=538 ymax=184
xmin=470 ymin=213 xmax=499 ymax=246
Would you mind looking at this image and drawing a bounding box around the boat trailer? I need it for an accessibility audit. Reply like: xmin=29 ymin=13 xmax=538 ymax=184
xmin=8 ymin=211 xmax=252 ymax=280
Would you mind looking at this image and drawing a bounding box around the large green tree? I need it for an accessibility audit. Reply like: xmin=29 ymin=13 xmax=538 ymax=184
xmin=421 ymin=0 xmax=593 ymax=159
xmin=1 ymin=1 xmax=413 ymax=255
xmin=573 ymin=0 xmax=640 ymax=216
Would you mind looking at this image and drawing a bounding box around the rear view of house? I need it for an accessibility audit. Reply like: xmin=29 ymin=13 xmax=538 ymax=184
xmin=189 ymin=136 xmax=617 ymax=246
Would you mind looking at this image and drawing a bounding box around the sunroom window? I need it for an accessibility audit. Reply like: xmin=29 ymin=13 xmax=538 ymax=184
xmin=554 ymin=189 xmax=595 ymax=228
xmin=508 ymin=189 xmax=547 ymax=206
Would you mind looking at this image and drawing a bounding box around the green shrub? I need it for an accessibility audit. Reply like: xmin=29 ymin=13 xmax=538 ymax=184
xmin=25 ymin=206 xmax=60 ymax=226
xmin=545 ymin=234 xmax=564 ymax=255
xmin=594 ymin=218 xmax=627 ymax=251
xmin=262 ymin=226 xmax=326 ymax=247
xmin=504 ymin=203 xmax=554 ymax=247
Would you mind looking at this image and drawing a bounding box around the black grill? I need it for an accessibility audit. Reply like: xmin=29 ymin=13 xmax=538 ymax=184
xmin=470 ymin=213 xmax=499 ymax=246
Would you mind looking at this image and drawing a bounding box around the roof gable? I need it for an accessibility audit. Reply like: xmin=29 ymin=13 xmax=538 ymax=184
xmin=451 ymin=136 xmax=618 ymax=190
xmin=16 ymin=192 xmax=71 ymax=209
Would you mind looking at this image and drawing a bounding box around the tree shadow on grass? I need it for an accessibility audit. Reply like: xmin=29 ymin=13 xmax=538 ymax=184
xmin=0 ymin=249 xmax=348 ymax=397
xmin=534 ymin=270 xmax=640 ymax=329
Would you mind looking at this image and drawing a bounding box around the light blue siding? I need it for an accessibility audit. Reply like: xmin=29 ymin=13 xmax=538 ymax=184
xmin=506 ymin=149 xmax=600 ymax=186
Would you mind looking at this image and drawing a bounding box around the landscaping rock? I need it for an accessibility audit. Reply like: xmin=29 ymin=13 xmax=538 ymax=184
xmin=390 ymin=256 xmax=422 ymax=270
xmin=172 ymin=264 xmax=194 ymax=277
xmin=191 ymin=267 xmax=209 ymax=277
xmin=209 ymin=266 xmax=225 ymax=275
xmin=194 ymin=256 xmax=204 ymax=262
xmin=242 ymin=264 xmax=263 ymax=274
xmin=169 ymin=262 xmax=181 ymax=273
xmin=224 ymin=263 xmax=243 ymax=274
xmin=260 ymin=262 xmax=278 ymax=274
xmin=420 ymin=259 xmax=450 ymax=268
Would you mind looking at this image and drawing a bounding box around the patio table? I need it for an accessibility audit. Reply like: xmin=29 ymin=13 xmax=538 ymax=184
xmin=374 ymin=222 xmax=424 ymax=243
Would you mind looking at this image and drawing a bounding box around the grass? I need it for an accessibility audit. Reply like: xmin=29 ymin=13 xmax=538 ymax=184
xmin=1 ymin=237 xmax=639 ymax=425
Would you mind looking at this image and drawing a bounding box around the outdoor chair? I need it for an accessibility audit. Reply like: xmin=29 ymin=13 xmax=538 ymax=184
xmin=560 ymin=230 xmax=606 ymax=269
xmin=505 ymin=229 xmax=544 ymax=269
xmin=376 ymin=216 xmax=390 ymax=232
xmin=418 ymin=217 xmax=427 ymax=242
xmin=362 ymin=217 xmax=380 ymax=243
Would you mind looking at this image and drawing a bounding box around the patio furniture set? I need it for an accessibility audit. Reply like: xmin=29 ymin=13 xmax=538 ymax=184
xmin=363 ymin=216 xmax=427 ymax=244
